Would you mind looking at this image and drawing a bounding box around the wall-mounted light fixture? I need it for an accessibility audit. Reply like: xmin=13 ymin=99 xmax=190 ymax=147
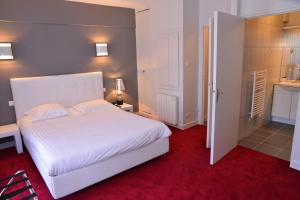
xmin=0 ymin=43 xmax=13 ymax=60
xmin=96 ymin=43 xmax=108 ymax=56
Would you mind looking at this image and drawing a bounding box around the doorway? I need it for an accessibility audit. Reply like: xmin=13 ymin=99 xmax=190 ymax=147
xmin=205 ymin=11 xmax=299 ymax=165
xmin=238 ymin=12 xmax=299 ymax=161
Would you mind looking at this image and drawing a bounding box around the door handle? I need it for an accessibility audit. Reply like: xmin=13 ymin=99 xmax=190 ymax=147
xmin=213 ymin=89 xmax=223 ymax=103
xmin=216 ymin=89 xmax=223 ymax=103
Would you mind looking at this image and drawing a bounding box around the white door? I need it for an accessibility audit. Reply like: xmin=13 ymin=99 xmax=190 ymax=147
xmin=206 ymin=17 xmax=214 ymax=149
xmin=136 ymin=10 xmax=155 ymax=116
xmin=209 ymin=11 xmax=245 ymax=165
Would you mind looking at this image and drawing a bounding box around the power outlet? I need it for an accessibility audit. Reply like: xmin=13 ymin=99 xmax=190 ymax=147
xmin=8 ymin=101 xmax=14 ymax=107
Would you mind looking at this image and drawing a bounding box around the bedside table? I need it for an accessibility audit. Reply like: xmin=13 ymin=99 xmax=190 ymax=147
xmin=0 ymin=124 xmax=23 ymax=154
xmin=115 ymin=103 xmax=133 ymax=113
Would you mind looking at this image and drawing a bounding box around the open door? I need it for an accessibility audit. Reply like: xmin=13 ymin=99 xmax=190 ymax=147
xmin=209 ymin=11 xmax=244 ymax=165
xmin=206 ymin=17 xmax=214 ymax=149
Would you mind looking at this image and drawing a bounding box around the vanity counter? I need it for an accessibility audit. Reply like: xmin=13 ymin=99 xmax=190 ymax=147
xmin=275 ymin=81 xmax=300 ymax=88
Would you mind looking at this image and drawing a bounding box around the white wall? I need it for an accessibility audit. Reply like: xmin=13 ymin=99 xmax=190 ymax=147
xmin=198 ymin=0 xmax=232 ymax=124
xmin=183 ymin=0 xmax=199 ymax=125
xmin=238 ymin=0 xmax=300 ymax=18
xmin=147 ymin=0 xmax=200 ymax=129
xmin=291 ymin=94 xmax=300 ymax=171
xmin=132 ymin=0 xmax=234 ymax=126
xmin=141 ymin=0 xmax=184 ymax=127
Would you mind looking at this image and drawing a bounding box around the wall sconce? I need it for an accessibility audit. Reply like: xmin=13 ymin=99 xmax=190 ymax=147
xmin=96 ymin=43 xmax=108 ymax=56
xmin=0 ymin=43 xmax=13 ymax=60
xmin=116 ymin=78 xmax=125 ymax=105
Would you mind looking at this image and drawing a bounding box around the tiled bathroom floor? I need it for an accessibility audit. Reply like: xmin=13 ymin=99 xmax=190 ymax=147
xmin=239 ymin=122 xmax=294 ymax=161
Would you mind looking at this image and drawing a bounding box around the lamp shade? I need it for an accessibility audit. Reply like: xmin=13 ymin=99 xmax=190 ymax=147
xmin=116 ymin=79 xmax=125 ymax=94
xmin=0 ymin=43 xmax=13 ymax=60
xmin=96 ymin=43 xmax=108 ymax=56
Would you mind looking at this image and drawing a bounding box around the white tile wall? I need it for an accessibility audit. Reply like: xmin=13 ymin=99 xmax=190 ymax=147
xmin=281 ymin=29 xmax=300 ymax=78
xmin=239 ymin=15 xmax=284 ymax=139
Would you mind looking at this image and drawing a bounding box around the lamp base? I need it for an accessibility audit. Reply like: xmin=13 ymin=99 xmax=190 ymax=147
xmin=117 ymin=100 xmax=123 ymax=105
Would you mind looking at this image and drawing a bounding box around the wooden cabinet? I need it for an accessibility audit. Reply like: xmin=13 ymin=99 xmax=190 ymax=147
xmin=272 ymin=85 xmax=300 ymax=125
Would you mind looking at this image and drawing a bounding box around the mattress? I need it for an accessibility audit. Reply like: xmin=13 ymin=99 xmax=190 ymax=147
xmin=19 ymin=106 xmax=171 ymax=177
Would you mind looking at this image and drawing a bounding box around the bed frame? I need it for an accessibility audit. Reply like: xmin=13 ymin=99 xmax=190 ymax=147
xmin=10 ymin=72 xmax=169 ymax=199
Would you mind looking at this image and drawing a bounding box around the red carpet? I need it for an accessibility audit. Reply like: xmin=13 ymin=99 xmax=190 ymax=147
xmin=0 ymin=125 xmax=300 ymax=200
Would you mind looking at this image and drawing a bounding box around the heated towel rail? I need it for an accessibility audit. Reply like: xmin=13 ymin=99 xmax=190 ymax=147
xmin=250 ymin=70 xmax=267 ymax=119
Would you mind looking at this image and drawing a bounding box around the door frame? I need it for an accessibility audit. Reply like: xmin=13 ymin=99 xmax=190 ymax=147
xmin=203 ymin=4 xmax=300 ymax=168
xmin=201 ymin=5 xmax=300 ymax=124
xmin=235 ymin=7 xmax=300 ymax=170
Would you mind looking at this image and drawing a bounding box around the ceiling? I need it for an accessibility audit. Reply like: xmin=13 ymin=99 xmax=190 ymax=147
xmin=65 ymin=0 xmax=148 ymax=11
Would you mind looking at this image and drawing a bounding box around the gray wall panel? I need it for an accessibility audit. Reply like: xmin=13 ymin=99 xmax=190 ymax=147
xmin=0 ymin=0 xmax=138 ymax=125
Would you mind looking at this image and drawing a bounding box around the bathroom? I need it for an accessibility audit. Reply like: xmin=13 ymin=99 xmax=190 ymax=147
xmin=239 ymin=11 xmax=300 ymax=161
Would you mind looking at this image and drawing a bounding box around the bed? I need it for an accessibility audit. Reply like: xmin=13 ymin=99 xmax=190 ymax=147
xmin=10 ymin=72 xmax=171 ymax=199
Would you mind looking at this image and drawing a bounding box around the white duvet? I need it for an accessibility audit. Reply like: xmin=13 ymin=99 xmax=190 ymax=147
xmin=19 ymin=106 xmax=171 ymax=176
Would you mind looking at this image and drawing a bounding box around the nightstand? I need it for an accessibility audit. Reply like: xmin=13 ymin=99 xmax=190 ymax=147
xmin=0 ymin=124 xmax=23 ymax=154
xmin=115 ymin=103 xmax=133 ymax=113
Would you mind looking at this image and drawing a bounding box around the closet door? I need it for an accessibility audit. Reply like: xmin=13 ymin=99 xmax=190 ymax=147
xmin=136 ymin=10 xmax=155 ymax=116
xmin=157 ymin=32 xmax=180 ymax=90
xmin=209 ymin=11 xmax=245 ymax=165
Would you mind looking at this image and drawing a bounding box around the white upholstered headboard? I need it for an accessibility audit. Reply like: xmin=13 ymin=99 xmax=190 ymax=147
xmin=10 ymin=72 xmax=104 ymax=121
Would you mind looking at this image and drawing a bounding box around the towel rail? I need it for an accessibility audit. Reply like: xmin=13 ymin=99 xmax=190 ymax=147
xmin=250 ymin=70 xmax=267 ymax=119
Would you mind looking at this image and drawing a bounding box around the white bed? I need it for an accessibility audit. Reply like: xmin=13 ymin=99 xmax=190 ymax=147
xmin=10 ymin=72 xmax=171 ymax=199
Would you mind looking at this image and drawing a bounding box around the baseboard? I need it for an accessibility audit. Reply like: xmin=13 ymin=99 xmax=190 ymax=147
xmin=290 ymin=160 xmax=300 ymax=171
xmin=177 ymin=121 xmax=198 ymax=130
xmin=136 ymin=112 xmax=159 ymax=120
xmin=137 ymin=112 xmax=198 ymax=130
xmin=197 ymin=120 xmax=205 ymax=125
xmin=0 ymin=141 xmax=15 ymax=150
xmin=272 ymin=116 xmax=295 ymax=125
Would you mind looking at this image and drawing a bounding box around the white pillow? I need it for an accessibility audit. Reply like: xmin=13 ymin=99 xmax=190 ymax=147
xmin=25 ymin=103 xmax=68 ymax=122
xmin=74 ymin=99 xmax=113 ymax=113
